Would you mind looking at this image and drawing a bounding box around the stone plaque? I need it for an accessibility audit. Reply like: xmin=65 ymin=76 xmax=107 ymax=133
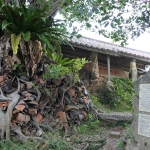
xmin=131 ymin=71 xmax=150 ymax=150
xmin=138 ymin=113 xmax=150 ymax=137
xmin=139 ymin=84 xmax=150 ymax=112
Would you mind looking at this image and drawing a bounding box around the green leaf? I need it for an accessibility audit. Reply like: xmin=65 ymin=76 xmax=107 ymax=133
xmin=102 ymin=16 xmax=110 ymax=21
xmin=42 ymin=48 xmax=51 ymax=58
xmin=86 ymin=23 xmax=91 ymax=28
xmin=11 ymin=33 xmax=21 ymax=54
xmin=2 ymin=20 xmax=9 ymax=30
xmin=88 ymin=12 xmax=92 ymax=17
xmin=13 ymin=63 xmax=18 ymax=70
xmin=0 ymin=0 xmax=2 ymax=7
xmin=21 ymin=31 xmax=31 ymax=42
xmin=76 ymin=34 xmax=82 ymax=38
xmin=104 ymin=22 xmax=109 ymax=27
xmin=38 ymin=34 xmax=55 ymax=52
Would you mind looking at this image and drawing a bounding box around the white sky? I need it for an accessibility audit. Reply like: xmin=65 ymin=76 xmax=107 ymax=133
xmin=78 ymin=30 xmax=150 ymax=52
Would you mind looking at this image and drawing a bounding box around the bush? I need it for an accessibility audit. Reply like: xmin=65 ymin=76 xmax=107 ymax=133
xmin=77 ymin=113 xmax=101 ymax=134
xmin=102 ymin=77 xmax=135 ymax=111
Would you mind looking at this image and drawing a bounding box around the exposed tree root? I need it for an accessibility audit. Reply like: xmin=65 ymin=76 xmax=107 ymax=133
xmin=89 ymin=101 xmax=133 ymax=123
xmin=31 ymin=119 xmax=44 ymax=137
xmin=0 ymin=78 xmax=21 ymax=140
xmin=39 ymin=124 xmax=55 ymax=133
xmin=0 ymin=108 xmax=6 ymax=140
xmin=97 ymin=112 xmax=133 ymax=123
xmin=11 ymin=125 xmax=43 ymax=143
xmin=5 ymin=94 xmax=20 ymax=140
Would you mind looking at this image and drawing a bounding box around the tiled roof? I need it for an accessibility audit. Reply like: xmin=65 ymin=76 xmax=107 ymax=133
xmin=70 ymin=36 xmax=150 ymax=61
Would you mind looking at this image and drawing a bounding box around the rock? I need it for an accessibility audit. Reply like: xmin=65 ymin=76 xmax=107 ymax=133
xmin=110 ymin=131 xmax=121 ymax=138
xmin=66 ymin=138 xmax=71 ymax=142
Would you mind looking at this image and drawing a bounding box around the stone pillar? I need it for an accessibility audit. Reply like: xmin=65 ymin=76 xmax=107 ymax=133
xmin=129 ymin=59 xmax=137 ymax=82
xmin=90 ymin=52 xmax=99 ymax=84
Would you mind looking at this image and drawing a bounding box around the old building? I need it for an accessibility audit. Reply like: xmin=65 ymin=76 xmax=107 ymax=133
xmin=61 ymin=36 xmax=150 ymax=87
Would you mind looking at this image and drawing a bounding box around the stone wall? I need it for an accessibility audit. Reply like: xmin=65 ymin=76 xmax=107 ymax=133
xmin=80 ymin=64 xmax=128 ymax=84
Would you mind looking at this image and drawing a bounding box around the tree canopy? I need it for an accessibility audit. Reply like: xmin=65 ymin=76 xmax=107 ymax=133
xmin=60 ymin=0 xmax=150 ymax=46
xmin=0 ymin=0 xmax=150 ymax=46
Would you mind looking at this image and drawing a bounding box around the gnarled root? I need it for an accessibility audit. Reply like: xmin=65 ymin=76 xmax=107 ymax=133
xmin=0 ymin=108 xmax=6 ymax=140
xmin=5 ymin=94 xmax=20 ymax=140
xmin=31 ymin=119 xmax=44 ymax=137
xmin=39 ymin=124 xmax=55 ymax=133
xmin=11 ymin=125 xmax=43 ymax=143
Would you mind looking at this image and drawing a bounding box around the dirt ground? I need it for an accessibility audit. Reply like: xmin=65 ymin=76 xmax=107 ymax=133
xmin=68 ymin=124 xmax=128 ymax=150
xmin=99 ymin=126 xmax=126 ymax=150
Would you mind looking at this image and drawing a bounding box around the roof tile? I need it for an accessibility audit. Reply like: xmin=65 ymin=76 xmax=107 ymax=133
xmin=70 ymin=36 xmax=150 ymax=59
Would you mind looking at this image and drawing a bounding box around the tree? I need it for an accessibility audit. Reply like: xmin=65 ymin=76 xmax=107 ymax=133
xmin=31 ymin=0 xmax=147 ymax=46
xmin=1 ymin=0 xmax=149 ymax=59
xmin=0 ymin=0 xmax=72 ymax=76
xmin=60 ymin=0 xmax=150 ymax=46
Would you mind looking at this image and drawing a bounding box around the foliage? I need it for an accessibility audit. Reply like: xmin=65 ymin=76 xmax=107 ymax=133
xmin=43 ymin=54 xmax=89 ymax=83
xmin=60 ymin=0 xmax=150 ymax=46
xmin=43 ymin=64 xmax=71 ymax=80
xmin=14 ymin=63 xmax=26 ymax=76
xmin=47 ymin=52 xmax=75 ymax=67
xmin=102 ymin=77 xmax=135 ymax=111
xmin=123 ymin=123 xmax=135 ymax=143
xmin=44 ymin=133 xmax=72 ymax=150
xmin=1 ymin=0 xmax=149 ymax=47
xmin=11 ymin=33 xmax=21 ymax=54
xmin=91 ymin=95 xmax=103 ymax=110
xmin=77 ymin=113 xmax=101 ymax=134
xmin=0 ymin=132 xmax=72 ymax=150
xmin=117 ymin=139 xmax=125 ymax=149
xmin=87 ymin=142 xmax=105 ymax=150
xmin=0 ymin=1 xmax=70 ymax=54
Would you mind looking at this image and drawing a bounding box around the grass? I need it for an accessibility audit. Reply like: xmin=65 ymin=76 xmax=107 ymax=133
xmin=117 ymin=139 xmax=125 ymax=149
xmin=0 ymin=132 xmax=72 ymax=150
xmin=76 ymin=113 xmax=103 ymax=135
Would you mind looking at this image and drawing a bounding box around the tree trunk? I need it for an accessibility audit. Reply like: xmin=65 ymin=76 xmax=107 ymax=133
xmin=97 ymin=112 xmax=133 ymax=122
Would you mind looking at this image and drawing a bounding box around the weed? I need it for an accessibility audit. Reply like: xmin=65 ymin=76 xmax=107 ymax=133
xmin=77 ymin=113 xmax=101 ymax=134
xmin=107 ymin=121 xmax=127 ymax=128
xmin=123 ymin=124 xmax=135 ymax=143
xmin=117 ymin=139 xmax=125 ymax=149
xmin=74 ymin=139 xmax=83 ymax=144
xmin=130 ymin=136 xmax=135 ymax=143
xmin=91 ymin=95 xmax=112 ymax=112
xmin=77 ymin=124 xmax=89 ymax=134
xmin=91 ymin=95 xmax=103 ymax=110
xmin=0 ymin=132 xmax=72 ymax=150
xmin=87 ymin=143 xmax=103 ymax=150
xmin=44 ymin=133 xmax=72 ymax=150
xmin=98 ymin=128 xmax=104 ymax=136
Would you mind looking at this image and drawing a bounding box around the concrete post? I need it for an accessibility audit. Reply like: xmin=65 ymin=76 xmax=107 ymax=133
xmin=129 ymin=59 xmax=137 ymax=82
xmin=107 ymin=55 xmax=110 ymax=81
